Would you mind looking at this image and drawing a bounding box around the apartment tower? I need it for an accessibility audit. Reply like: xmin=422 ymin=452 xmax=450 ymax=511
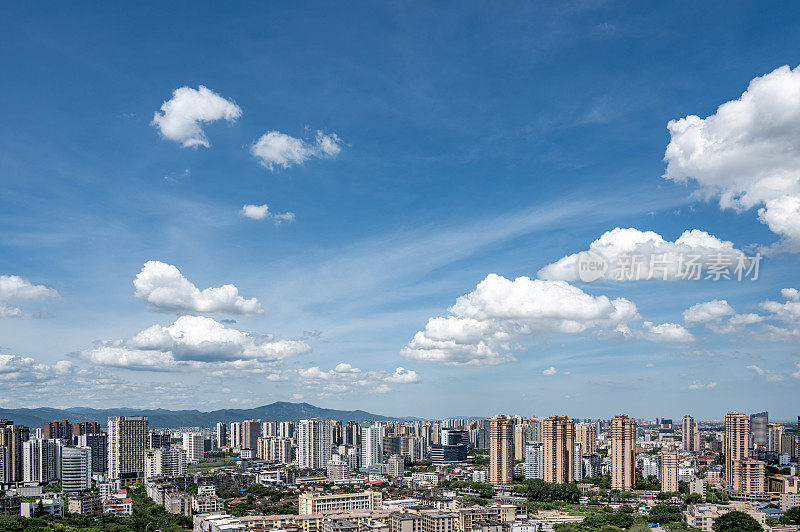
xmin=542 ymin=415 xmax=575 ymax=484
xmin=611 ymin=414 xmax=636 ymax=492
xmin=489 ymin=415 xmax=514 ymax=486
xmin=724 ymin=412 xmax=749 ymax=485
xmin=107 ymin=416 xmax=148 ymax=480
xmin=660 ymin=450 xmax=679 ymax=493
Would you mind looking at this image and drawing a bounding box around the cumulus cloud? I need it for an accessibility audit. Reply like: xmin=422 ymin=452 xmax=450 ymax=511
xmin=542 ymin=366 xmax=558 ymax=375
xmin=688 ymin=380 xmax=717 ymax=390
xmin=664 ymin=64 xmax=800 ymax=251
xmin=151 ymin=86 xmax=242 ymax=148
xmin=538 ymin=228 xmax=750 ymax=282
xmin=78 ymin=315 xmax=309 ymax=370
xmin=401 ymin=274 xmax=643 ymax=365
xmin=640 ymin=321 xmax=695 ymax=343
xmin=134 ymin=261 xmax=263 ymax=315
xmin=0 ymin=275 xmax=59 ymax=318
xmin=683 ymin=300 xmax=735 ymax=324
xmin=746 ymin=364 xmax=784 ymax=382
xmin=240 ymin=204 xmax=295 ymax=224
xmin=287 ymin=363 xmax=419 ymax=396
xmin=250 ymin=130 xmax=342 ymax=170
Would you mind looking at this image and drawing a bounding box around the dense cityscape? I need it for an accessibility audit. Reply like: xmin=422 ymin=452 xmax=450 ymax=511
xmin=0 ymin=410 xmax=798 ymax=531
xmin=4 ymin=2 xmax=800 ymax=532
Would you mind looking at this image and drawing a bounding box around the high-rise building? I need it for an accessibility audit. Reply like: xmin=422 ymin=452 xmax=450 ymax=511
xmin=23 ymin=438 xmax=61 ymax=483
xmin=514 ymin=423 xmax=531 ymax=461
xmin=682 ymin=415 xmax=698 ymax=452
xmin=182 ymin=432 xmax=204 ymax=463
xmin=107 ymin=416 xmax=148 ymax=481
xmin=242 ymin=420 xmax=261 ymax=451
xmin=361 ymin=423 xmax=383 ymax=468
xmin=262 ymin=421 xmax=278 ymax=438
xmin=750 ymin=412 xmax=769 ymax=450
xmin=0 ymin=446 xmax=7 ymax=484
xmin=73 ymin=422 xmax=101 ymax=438
xmin=732 ymin=458 xmax=765 ymax=494
xmin=215 ymin=422 xmax=227 ymax=449
xmin=297 ymin=418 xmax=332 ymax=470
xmin=660 ymin=450 xmax=679 ymax=493
xmin=43 ymin=421 xmax=72 ymax=442
xmin=0 ymin=421 xmax=30 ymax=482
xmin=573 ymin=443 xmax=584 ymax=482
xmin=611 ymin=414 xmax=636 ymax=492
xmin=387 ymin=454 xmax=404 ymax=477
xmin=279 ymin=421 xmax=295 ymax=440
xmin=542 ymin=415 xmax=575 ymax=484
xmin=524 ymin=441 xmax=543 ymax=480
xmin=576 ymin=423 xmax=597 ymax=455
xmin=725 ymin=412 xmax=749 ymax=485
xmin=489 ymin=415 xmax=514 ymax=486
xmin=148 ymin=430 xmax=171 ymax=450
xmin=768 ymin=425 xmax=785 ymax=453
xmin=230 ymin=422 xmax=242 ymax=448
xmin=77 ymin=433 xmax=107 ymax=474
xmin=60 ymin=445 xmax=91 ymax=492
xmin=144 ymin=447 xmax=187 ymax=479
xmin=327 ymin=454 xmax=349 ymax=481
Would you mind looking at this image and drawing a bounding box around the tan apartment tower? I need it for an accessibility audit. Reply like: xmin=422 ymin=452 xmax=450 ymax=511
xmin=542 ymin=415 xmax=574 ymax=484
xmin=724 ymin=412 xmax=749 ymax=485
xmin=576 ymin=422 xmax=597 ymax=455
xmin=611 ymin=414 xmax=636 ymax=492
xmin=489 ymin=415 xmax=514 ymax=486
xmin=660 ymin=450 xmax=679 ymax=493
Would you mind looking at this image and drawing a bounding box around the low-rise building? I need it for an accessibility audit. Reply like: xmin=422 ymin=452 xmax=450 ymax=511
xmin=299 ymin=490 xmax=382 ymax=515
xmin=192 ymin=494 xmax=225 ymax=514
xmin=193 ymin=513 xmax=248 ymax=532
xmin=104 ymin=489 xmax=133 ymax=517
xmin=20 ymin=496 xmax=63 ymax=517
xmin=164 ymin=490 xmax=192 ymax=516
xmin=68 ymin=491 xmax=102 ymax=516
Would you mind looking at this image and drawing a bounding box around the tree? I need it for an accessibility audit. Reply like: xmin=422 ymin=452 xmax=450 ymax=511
xmin=684 ymin=493 xmax=703 ymax=504
xmin=712 ymin=511 xmax=762 ymax=531
xmin=782 ymin=506 xmax=800 ymax=524
xmin=33 ymin=500 xmax=45 ymax=517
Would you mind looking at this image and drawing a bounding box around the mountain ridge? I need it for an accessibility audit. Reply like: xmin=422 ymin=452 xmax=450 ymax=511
xmin=0 ymin=401 xmax=413 ymax=429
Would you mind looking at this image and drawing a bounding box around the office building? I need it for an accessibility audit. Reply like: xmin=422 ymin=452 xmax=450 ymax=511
xmin=611 ymin=414 xmax=636 ymax=492
xmin=182 ymin=432 xmax=204 ymax=463
xmin=297 ymin=418 xmax=332 ymax=470
xmin=489 ymin=415 xmax=514 ymax=486
xmin=661 ymin=450 xmax=679 ymax=493
xmin=543 ymin=415 xmax=575 ymax=484
xmin=77 ymin=433 xmax=107 ymax=474
xmin=60 ymin=445 xmax=91 ymax=492
xmin=750 ymin=411 xmax=769 ymax=450
xmin=107 ymin=416 xmax=148 ymax=481
xmin=682 ymin=415 xmax=699 ymax=452
xmin=724 ymin=412 xmax=749 ymax=485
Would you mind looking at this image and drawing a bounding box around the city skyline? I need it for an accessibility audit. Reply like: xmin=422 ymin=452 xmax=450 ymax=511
xmin=3 ymin=3 xmax=800 ymax=418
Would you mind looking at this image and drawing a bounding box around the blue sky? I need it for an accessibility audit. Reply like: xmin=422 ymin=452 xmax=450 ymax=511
xmin=2 ymin=1 xmax=800 ymax=420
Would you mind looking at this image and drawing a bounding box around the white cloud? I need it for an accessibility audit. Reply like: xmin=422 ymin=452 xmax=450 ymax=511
xmin=782 ymin=288 xmax=800 ymax=301
xmin=542 ymin=366 xmax=558 ymax=375
xmin=538 ymin=227 xmax=748 ymax=282
xmin=401 ymin=274 xmax=641 ymax=365
xmin=640 ymin=321 xmax=695 ymax=343
xmin=385 ymin=367 xmax=420 ymax=383
xmin=134 ymin=261 xmax=263 ymax=315
xmin=688 ymin=380 xmax=717 ymax=390
xmin=746 ymin=364 xmax=784 ymax=382
xmin=250 ymin=130 xmax=342 ymax=170
xmin=78 ymin=315 xmax=309 ymax=370
xmin=240 ymin=204 xmax=295 ymax=224
xmin=0 ymin=275 xmax=58 ymax=318
xmin=683 ymin=299 xmax=735 ymax=324
xmin=793 ymin=363 xmax=800 ymax=379
xmin=289 ymin=363 xmax=419 ymax=396
xmin=663 ymin=64 xmax=800 ymax=251
xmin=151 ymin=86 xmax=241 ymax=148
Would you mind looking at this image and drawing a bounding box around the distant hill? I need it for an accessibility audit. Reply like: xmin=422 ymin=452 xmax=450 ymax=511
xmin=0 ymin=401 xmax=405 ymax=429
